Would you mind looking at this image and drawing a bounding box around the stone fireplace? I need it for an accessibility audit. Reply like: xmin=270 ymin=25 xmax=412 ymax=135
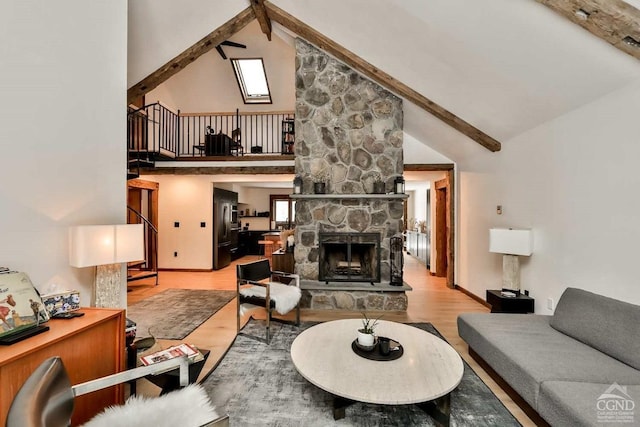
xmin=293 ymin=39 xmax=408 ymax=311
xmin=318 ymin=232 xmax=381 ymax=283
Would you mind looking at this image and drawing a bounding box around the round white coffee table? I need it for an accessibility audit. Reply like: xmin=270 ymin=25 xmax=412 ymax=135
xmin=290 ymin=319 xmax=464 ymax=425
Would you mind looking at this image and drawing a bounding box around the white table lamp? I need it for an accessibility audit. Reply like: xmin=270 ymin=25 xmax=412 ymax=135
xmin=69 ymin=224 xmax=144 ymax=308
xmin=489 ymin=228 xmax=533 ymax=294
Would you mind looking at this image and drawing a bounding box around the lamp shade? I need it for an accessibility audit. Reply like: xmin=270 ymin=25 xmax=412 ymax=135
xmin=489 ymin=228 xmax=533 ymax=256
xmin=69 ymin=224 xmax=144 ymax=267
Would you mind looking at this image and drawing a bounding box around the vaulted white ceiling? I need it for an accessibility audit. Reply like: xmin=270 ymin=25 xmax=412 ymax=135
xmin=129 ymin=0 xmax=640 ymax=163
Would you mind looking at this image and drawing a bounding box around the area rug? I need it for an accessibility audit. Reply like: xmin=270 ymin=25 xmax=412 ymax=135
xmin=127 ymin=289 xmax=236 ymax=340
xmin=201 ymin=320 xmax=521 ymax=426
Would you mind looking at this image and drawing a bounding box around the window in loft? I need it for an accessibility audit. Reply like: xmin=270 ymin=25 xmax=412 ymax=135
xmin=230 ymin=58 xmax=272 ymax=104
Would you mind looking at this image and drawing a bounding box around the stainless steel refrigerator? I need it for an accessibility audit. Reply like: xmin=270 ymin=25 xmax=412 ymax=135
xmin=213 ymin=188 xmax=238 ymax=269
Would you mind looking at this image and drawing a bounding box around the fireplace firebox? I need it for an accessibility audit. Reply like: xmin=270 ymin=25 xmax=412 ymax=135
xmin=318 ymin=232 xmax=381 ymax=284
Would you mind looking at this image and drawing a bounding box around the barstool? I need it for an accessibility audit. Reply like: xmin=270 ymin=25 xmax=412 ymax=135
xmin=258 ymin=240 xmax=275 ymax=262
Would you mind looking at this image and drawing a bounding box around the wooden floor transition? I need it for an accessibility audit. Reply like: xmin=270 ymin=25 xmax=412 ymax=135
xmin=127 ymin=254 xmax=535 ymax=426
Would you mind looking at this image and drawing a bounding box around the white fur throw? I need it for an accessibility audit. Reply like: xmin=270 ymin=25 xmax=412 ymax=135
xmin=81 ymin=384 xmax=219 ymax=427
xmin=239 ymin=282 xmax=301 ymax=315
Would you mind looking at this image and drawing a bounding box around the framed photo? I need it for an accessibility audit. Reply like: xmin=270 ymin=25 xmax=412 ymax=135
xmin=0 ymin=272 xmax=50 ymax=341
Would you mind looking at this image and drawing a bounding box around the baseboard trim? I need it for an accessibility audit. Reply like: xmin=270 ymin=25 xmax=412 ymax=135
xmin=468 ymin=347 xmax=550 ymax=427
xmin=454 ymin=285 xmax=491 ymax=309
xmin=158 ymin=268 xmax=213 ymax=272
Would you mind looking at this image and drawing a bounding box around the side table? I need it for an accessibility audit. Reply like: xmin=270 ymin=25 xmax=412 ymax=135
xmin=486 ymin=290 xmax=534 ymax=313
xmin=145 ymin=349 xmax=210 ymax=395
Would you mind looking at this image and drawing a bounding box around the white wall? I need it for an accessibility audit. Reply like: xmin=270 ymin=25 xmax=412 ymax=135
xmin=142 ymin=175 xmax=214 ymax=269
xmin=142 ymin=176 xmax=288 ymax=268
xmin=458 ymin=78 xmax=640 ymax=313
xmin=403 ymin=133 xmax=452 ymax=164
xmin=0 ymin=0 xmax=127 ymax=307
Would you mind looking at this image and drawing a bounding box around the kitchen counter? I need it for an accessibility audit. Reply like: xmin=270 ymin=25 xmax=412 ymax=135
xmin=238 ymin=230 xmax=280 ymax=256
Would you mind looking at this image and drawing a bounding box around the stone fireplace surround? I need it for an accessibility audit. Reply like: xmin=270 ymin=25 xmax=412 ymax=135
xmin=293 ymin=39 xmax=408 ymax=311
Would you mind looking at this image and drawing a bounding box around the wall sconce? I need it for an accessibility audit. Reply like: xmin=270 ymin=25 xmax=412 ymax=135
xmin=69 ymin=224 xmax=144 ymax=308
xmin=293 ymin=175 xmax=302 ymax=194
xmin=489 ymin=228 xmax=533 ymax=294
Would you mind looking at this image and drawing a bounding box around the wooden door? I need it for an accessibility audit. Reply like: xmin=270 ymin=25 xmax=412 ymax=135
xmin=434 ymin=171 xmax=454 ymax=288
xmin=435 ymin=180 xmax=448 ymax=278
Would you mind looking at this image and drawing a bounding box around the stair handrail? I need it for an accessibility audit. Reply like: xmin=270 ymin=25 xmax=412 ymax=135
xmin=127 ymin=205 xmax=158 ymax=233
xmin=128 ymin=102 xmax=180 ymax=162
xmin=127 ymin=206 xmax=158 ymax=286
xmin=127 ymin=101 xmax=160 ymax=117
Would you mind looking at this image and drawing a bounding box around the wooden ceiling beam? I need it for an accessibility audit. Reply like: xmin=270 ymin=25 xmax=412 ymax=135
xmin=127 ymin=7 xmax=256 ymax=104
xmin=251 ymin=0 xmax=272 ymax=41
xmin=535 ymin=0 xmax=640 ymax=60
xmin=140 ymin=165 xmax=294 ymax=175
xmin=263 ymin=1 xmax=501 ymax=152
xmin=404 ymin=164 xmax=455 ymax=171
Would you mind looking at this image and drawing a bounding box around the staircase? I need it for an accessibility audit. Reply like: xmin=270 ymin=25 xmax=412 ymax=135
xmin=127 ymin=206 xmax=159 ymax=286
xmin=127 ymin=104 xmax=157 ymax=179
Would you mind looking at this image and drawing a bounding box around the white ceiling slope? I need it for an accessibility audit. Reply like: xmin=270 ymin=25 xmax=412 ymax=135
xmin=129 ymin=0 xmax=640 ymax=161
xmin=270 ymin=0 xmax=640 ymax=139
xmin=128 ymin=0 xmax=245 ymax=87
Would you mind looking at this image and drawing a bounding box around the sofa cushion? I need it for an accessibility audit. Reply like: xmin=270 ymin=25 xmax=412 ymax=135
xmin=550 ymin=288 xmax=640 ymax=370
xmin=458 ymin=313 xmax=640 ymax=409
xmin=538 ymin=381 xmax=640 ymax=427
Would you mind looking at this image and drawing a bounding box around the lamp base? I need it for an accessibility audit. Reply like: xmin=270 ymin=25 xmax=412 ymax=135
xmin=94 ymin=263 xmax=123 ymax=308
xmin=502 ymin=254 xmax=521 ymax=293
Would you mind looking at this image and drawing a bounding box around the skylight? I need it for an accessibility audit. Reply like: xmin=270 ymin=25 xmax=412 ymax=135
xmin=231 ymin=58 xmax=272 ymax=104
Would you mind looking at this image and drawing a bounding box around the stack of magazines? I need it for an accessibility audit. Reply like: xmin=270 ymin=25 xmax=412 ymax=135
xmin=0 ymin=267 xmax=16 ymax=275
xmin=140 ymin=343 xmax=204 ymax=366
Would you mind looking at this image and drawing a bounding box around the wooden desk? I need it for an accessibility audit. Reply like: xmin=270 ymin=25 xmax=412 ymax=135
xmin=0 ymin=307 xmax=126 ymax=426
xmin=205 ymin=133 xmax=232 ymax=155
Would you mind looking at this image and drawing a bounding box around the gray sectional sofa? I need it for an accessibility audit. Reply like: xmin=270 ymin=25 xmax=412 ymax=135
xmin=458 ymin=287 xmax=640 ymax=426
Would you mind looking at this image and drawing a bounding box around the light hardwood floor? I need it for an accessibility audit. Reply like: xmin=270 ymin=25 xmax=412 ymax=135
xmin=127 ymin=254 xmax=534 ymax=426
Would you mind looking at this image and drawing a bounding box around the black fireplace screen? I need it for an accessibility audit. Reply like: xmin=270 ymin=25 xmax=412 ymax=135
xmin=318 ymin=232 xmax=381 ymax=283
xmin=390 ymin=236 xmax=404 ymax=286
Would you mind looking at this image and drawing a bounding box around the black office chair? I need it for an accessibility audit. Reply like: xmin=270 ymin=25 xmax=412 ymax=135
xmin=236 ymin=259 xmax=301 ymax=344
xmin=229 ymin=128 xmax=243 ymax=156
xmin=7 ymin=356 xmax=229 ymax=427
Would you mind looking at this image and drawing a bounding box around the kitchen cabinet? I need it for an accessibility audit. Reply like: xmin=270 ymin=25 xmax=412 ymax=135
xmin=239 ymin=230 xmax=274 ymax=255
xmin=405 ymin=230 xmax=430 ymax=268
xmin=272 ymin=249 xmax=294 ymax=273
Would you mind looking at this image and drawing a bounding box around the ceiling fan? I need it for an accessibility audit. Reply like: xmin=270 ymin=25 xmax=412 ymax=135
xmin=215 ymin=40 xmax=246 ymax=60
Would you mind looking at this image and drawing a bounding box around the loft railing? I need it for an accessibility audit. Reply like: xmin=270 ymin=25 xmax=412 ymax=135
xmin=127 ymin=103 xmax=294 ymax=160
xmin=128 ymin=102 xmax=179 ymax=159
xmin=179 ymin=110 xmax=294 ymax=156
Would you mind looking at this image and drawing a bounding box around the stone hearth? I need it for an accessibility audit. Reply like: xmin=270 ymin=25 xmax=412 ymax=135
xmin=299 ymin=280 xmax=410 ymax=311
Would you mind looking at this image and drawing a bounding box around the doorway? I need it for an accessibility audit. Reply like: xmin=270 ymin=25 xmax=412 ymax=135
xmin=127 ymin=179 xmax=159 ymax=281
xmin=404 ymin=165 xmax=455 ymax=289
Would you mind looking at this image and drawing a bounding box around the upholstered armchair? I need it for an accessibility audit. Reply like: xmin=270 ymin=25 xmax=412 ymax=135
xmin=7 ymin=356 xmax=228 ymax=427
xmin=236 ymin=258 xmax=301 ymax=344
